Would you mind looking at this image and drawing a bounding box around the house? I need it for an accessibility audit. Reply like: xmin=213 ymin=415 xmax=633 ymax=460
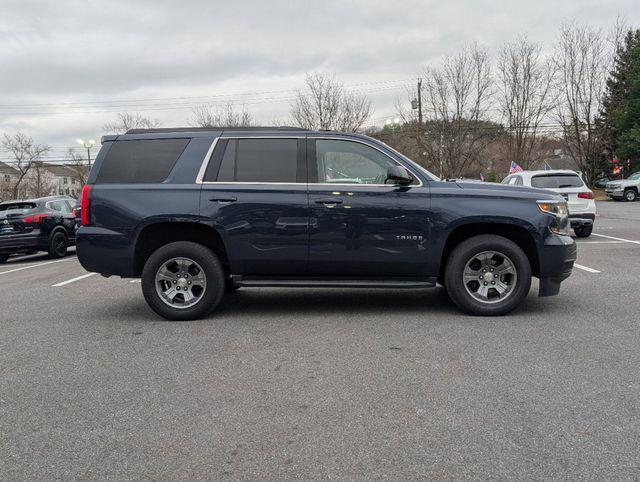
xmin=19 ymin=162 xmax=88 ymax=199
xmin=0 ymin=161 xmax=20 ymax=201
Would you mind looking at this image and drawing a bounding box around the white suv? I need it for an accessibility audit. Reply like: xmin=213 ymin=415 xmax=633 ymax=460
xmin=502 ymin=170 xmax=596 ymax=238
xmin=605 ymin=172 xmax=640 ymax=202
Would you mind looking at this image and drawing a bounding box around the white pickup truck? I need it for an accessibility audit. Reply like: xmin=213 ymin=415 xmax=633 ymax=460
xmin=605 ymin=172 xmax=640 ymax=202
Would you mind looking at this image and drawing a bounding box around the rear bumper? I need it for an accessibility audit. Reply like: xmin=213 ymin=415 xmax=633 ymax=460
xmin=538 ymin=234 xmax=577 ymax=297
xmin=0 ymin=233 xmax=48 ymax=254
xmin=569 ymin=213 xmax=595 ymax=228
xmin=76 ymin=226 xmax=136 ymax=276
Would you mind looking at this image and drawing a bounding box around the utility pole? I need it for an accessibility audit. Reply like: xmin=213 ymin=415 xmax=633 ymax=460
xmin=417 ymin=78 xmax=423 ymax=125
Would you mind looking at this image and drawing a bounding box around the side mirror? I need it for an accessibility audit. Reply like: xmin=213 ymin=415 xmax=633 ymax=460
xmin=386 ymin=165 xmax=413 ymax=185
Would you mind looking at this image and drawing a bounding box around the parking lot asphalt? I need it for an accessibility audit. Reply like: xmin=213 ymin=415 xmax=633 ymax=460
xmin=1 ymin=200 xmax=639 ymax=480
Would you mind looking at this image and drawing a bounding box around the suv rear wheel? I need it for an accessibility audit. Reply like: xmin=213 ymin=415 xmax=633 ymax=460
xmin=444 ymin=235 xmax=532 ymax=316
xmin=48 ymin=231 xmax=68 ymax=259
xmin=574 ymin=225 xmax=593 ymax=238
xmin=141 ymin=241 xmax=225 ymax=321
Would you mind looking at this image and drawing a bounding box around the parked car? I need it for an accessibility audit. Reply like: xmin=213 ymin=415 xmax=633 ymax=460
xmin=605 ymin=171 xmax=640 ymax=202
xmin=0 ymin=195 xmax=78 ymax=263
xmin=77 ymin=128 xmax=576 ymax=320
xmin=594 ymin=172 xmax=613 ymax=189
xmin=502 ymin=170 xmax=596 ymax=238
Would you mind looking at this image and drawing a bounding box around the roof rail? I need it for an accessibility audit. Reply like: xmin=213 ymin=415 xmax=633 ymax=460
xmin=125 ymin=126 xmax=310 ymax=134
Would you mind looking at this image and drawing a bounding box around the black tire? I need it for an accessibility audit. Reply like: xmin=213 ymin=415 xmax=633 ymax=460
xmin=48 ymin=231 xmax=68 ymax=259
xmin=141 ymin=241 xmax=225 ymax=321
xmin=444 ymin=234 xmax=532 ymax=316
xmin=624 ymin=189 xmax=637 ymax=202
xmin=0 ymin=254 xmax=9 ymax=264
xmin=574 ymin=225 xmax=593 ymax=238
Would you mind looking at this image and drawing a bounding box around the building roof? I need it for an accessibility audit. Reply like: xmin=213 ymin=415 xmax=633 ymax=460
xmin=32 ymin=162 xmax=78 ymax=177
xmin=0 ymin=161 xmax=19 ymax=175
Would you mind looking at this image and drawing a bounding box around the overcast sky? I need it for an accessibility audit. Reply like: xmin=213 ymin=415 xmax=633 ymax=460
xmin=1 ymin=0 xmax=639 ymax=161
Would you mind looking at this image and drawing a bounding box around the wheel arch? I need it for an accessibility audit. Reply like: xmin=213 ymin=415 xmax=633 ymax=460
xmin=132 ymin=221 xmax=230 ymax=277
xmin=439 ymin=221 xmax=540 ymax=280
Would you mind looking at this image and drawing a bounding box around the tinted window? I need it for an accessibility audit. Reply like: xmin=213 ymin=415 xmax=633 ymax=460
xmin=47 ymin=200 xmax=72 ymax=214
xmin=531 ymin=174 xmax=583 ymax=189
xmin=216 ymin=139 xmax=299 ymax=183
xmin=0 ymin=202 xmax=36 ymax=212
xmin=96 ymin=138 xmax=189 ymax=183
xmin=316 ymin=139 xmax=401 ymax=184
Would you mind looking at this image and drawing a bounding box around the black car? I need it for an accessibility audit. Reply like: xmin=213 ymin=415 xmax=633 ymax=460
xmin=77 ymin=127 xmax=576 ymax=320
xmin=0 ymin=195 xmax=78 ymax=263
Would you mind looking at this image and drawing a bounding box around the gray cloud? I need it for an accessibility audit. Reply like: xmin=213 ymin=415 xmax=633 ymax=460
xmin=0 ymin=0 xmax=638 ymax=150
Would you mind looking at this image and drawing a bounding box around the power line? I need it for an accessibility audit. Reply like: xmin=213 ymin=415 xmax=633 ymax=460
xmin=0 ymin=78 xmax=414 ymax=109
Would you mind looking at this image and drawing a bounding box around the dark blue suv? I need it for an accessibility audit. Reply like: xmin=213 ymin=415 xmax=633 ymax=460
xmin=76 ymin=127 xmax=576 ymax=320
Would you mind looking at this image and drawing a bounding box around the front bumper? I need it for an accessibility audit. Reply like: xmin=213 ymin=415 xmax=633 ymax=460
xmin=538 ymin=234 xmax=577 ymax=297
xmin=606 ymin=188 xmax=624 ymax=198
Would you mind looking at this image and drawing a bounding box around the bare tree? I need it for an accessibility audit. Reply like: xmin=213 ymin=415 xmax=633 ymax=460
xmin=24 ymin=162 xmax=55 ymax=198
xmin=554 ymin=23 xmax=609 ymax=184
xmin=290 ymin=73 xmax=372 ymax=131
xmin=188 ymin=103 xmax=254 ymax=128
xmin=1 ymin=133 xmax=51 ymax=198
xmin=103 ymin=112 xmax=162 ymax=134
xmin=418 ymin=44 xmax=495 ymax=178
xmin=497 ymin=37 xmax=556 ymax=169
xmin=65 ymin=148 xmax=90 ymax=185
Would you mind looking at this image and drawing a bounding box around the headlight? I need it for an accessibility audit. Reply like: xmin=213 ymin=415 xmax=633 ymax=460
xmin=537 ymin=200 xmax=570 ymax=235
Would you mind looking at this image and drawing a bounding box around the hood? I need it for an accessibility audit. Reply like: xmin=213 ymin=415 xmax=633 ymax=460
xmin=452 ymin=181 xmax=564 ymax=202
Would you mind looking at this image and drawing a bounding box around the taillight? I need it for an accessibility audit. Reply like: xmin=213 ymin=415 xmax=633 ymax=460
xmin=23 ymin=214 xmax=50 ymax=223
xmin=81 ymin=185 xmax=92 ymax=226
xmin=578 ymin=191 xmax=594 ymax=199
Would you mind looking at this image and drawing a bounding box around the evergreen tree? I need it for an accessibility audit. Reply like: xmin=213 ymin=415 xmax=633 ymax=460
xmin=600 ymin=29 xmax=640 ymax=172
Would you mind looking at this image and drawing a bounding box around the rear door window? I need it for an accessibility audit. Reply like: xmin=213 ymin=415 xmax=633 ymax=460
xmin=96 ymin=138 xmax=189 ymax=183
xmin=47 ymin=200 xmax=72 ymax=214
xmin=214 ymin=138 xmax=300 ymax=183
xmin=531 ymin=174 xmax=583 ymax=189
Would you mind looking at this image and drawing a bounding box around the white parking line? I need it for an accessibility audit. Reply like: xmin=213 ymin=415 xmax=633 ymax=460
xmin=591 ymin=233 xmax=640 ymax=245
xmin=0 ymin=258 xmax=74 ymax=275
xmin=52 ymin=272 xmax=96 ymax=287
xmin=575 ymin=240 xmax=626 ymax=244
xmin=129 ymin=279 xmax=141 ymax=283
xmin=574 ymin=263 xmax=601 ymax=273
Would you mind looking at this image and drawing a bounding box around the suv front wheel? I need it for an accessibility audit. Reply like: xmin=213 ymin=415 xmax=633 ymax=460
xmin=141 ymin=241 xmax=225 ymax=321
xmin=444 ymin=235 xmax=532 ymax=316
xmin=624 ymin=189 xmax=637 ymax=202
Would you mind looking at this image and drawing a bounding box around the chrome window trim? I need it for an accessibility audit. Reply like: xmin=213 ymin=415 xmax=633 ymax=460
xmin=195 ymin=137 xmax=219 ymax=184
xmin=195 ymin=135 xmax=424 ymax=187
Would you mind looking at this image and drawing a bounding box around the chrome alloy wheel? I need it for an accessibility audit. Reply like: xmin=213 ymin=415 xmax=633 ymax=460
xmin=462 ymin=251 xmax=517 ymax=304
xmin=155 ymin=257 xmax=207 ymax=309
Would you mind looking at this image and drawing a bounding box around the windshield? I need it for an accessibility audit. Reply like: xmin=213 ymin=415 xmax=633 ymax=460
xmin=531 ymin=174 xmax=583 ymax=189
xmin=627 ymin=172 xmax=640 ymax=181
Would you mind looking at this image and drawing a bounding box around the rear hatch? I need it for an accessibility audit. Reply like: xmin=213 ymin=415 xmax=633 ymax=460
xmin=0 ymin=202 xmax=37 ymax=235
xmin=530 ymin=173 xmax=592 ymax=213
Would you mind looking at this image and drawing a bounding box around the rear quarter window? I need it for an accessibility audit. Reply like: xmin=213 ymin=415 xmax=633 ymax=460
xmin=531 ymin=174 xmax=583 ymax=189
xmin=96 ymin=138 xmax=189 ymax=183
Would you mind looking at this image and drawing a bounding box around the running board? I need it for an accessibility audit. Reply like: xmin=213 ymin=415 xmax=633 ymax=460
xmin=232 ymin=276 xmax=436 ymax=289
